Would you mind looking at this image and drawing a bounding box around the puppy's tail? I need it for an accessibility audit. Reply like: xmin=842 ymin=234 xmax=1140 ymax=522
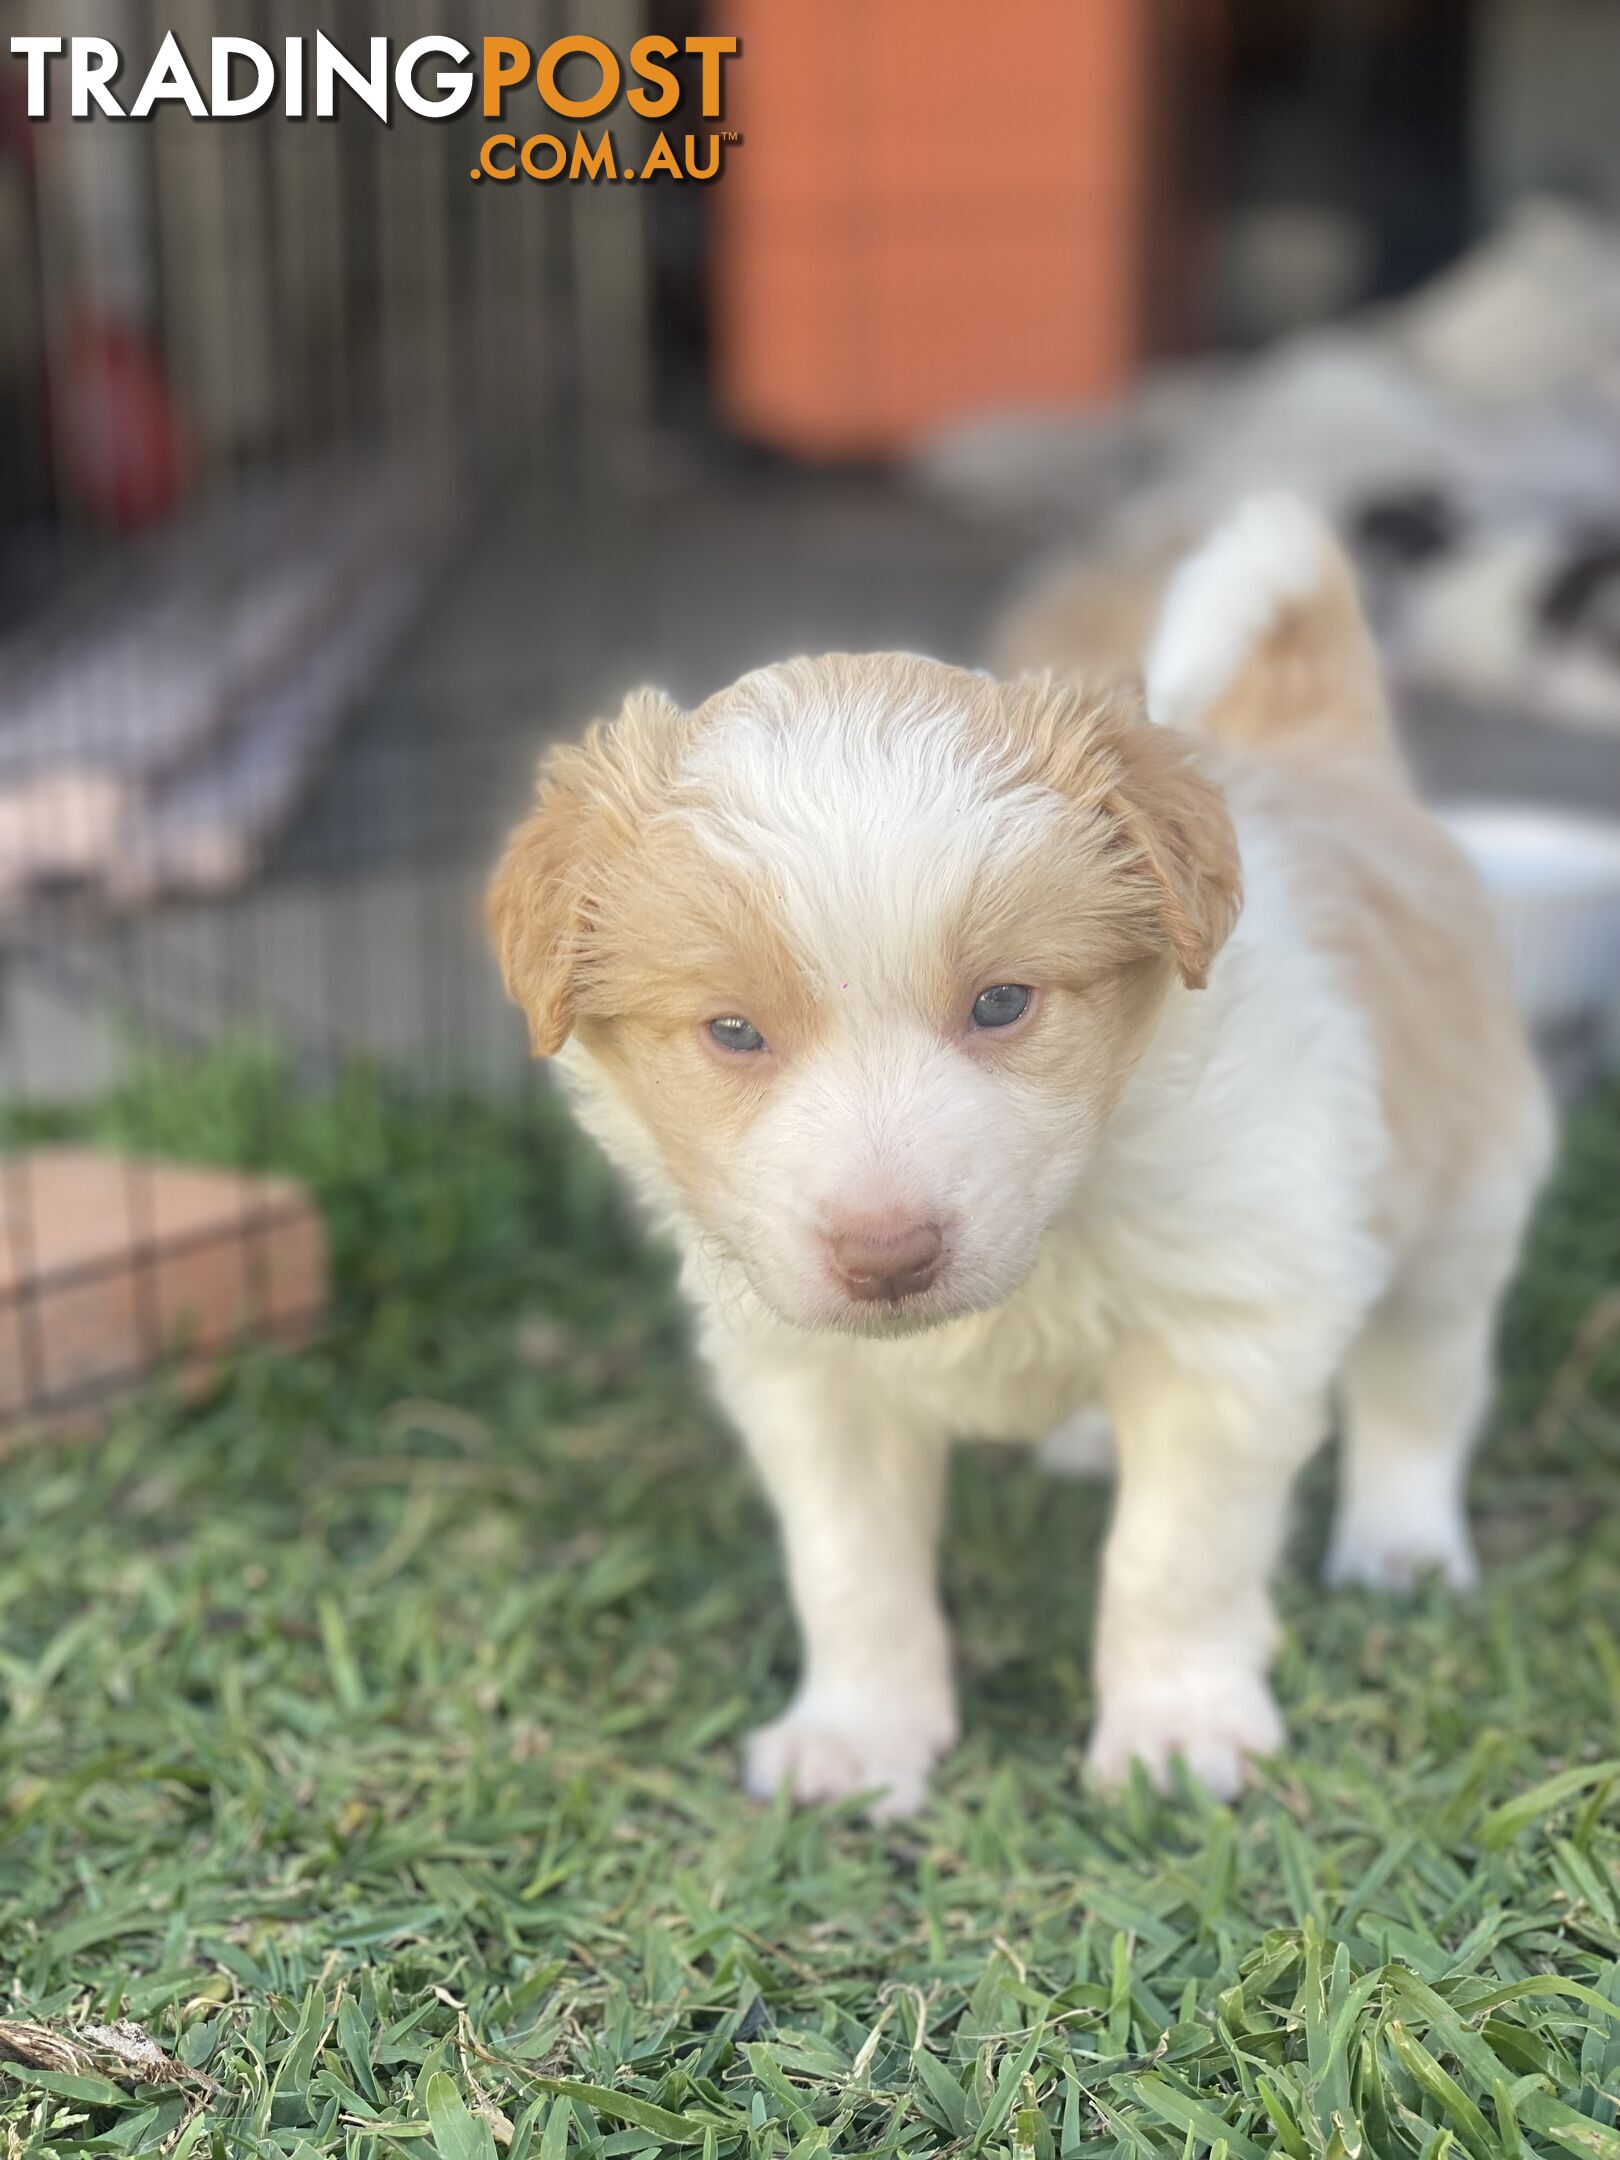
xmin=1145 ymin=495 xmax=1398 ymax=764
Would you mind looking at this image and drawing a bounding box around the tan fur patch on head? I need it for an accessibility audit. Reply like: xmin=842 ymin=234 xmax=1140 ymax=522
xmin=488 ymin=688 xmax=821 ymax=1069
xmin=487 ymin=690 xmax=689 ymax=1055
xmin=986 ymin=677 xmax=1244 ymax=989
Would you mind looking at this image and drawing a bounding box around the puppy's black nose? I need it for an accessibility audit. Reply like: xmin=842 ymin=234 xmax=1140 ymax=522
xmin=826 ymin=1216 xmax=943 ymax=1303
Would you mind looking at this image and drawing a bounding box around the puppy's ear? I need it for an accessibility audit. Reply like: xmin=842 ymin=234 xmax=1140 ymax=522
xmin=1101 ymin=711 xmax=1243 ymax=989
xmin=999 ymin=676 xmax=1242 ymax=990
xmin=487 ymin=691 xmax=685 ymax=1055
xmin=487 ymin=770 xmax=584 ymax=1057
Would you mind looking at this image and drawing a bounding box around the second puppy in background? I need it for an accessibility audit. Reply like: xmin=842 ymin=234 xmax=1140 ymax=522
xmin=490 ymin=497 xmax=1551 ymax=1815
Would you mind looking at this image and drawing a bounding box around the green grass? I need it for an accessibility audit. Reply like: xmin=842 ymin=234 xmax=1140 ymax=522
xmin=2 ymin=1051 xmax=1618 ymax=2160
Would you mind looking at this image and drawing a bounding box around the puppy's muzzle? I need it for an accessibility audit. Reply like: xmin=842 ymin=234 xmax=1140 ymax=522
xmin=824 ymin=1215 xmax=944 ymax=1303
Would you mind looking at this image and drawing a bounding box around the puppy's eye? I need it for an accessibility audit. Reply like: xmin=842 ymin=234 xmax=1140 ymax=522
xmin=708 ymin=1015 xmax=767 ymax=1054
xmin=971 ymin=983 xmax=1032 ymax=1029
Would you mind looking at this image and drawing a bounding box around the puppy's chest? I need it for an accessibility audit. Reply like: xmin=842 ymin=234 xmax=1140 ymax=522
xmin=861 ymin=1241 xmax=1125 ymax=1442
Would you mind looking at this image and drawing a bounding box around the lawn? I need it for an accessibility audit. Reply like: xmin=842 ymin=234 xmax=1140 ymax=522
xmin=2 ymin=1053 xmax=1617 ymax=2160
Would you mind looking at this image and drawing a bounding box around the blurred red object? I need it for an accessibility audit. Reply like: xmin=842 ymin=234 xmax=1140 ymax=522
xmin=713 ymin=0 xmax=1148 ymax=458
xmin=55 ymin=312 xmax=194 ymax=529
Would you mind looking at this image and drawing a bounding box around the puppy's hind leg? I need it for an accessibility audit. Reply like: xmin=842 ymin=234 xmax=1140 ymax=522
xmin=1327 ymin=1285 xmax=1498 ymax=1594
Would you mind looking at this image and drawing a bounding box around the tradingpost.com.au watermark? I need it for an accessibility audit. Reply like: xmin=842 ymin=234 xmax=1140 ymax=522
xmin=9 ymin=30 xmax=742 ymax=184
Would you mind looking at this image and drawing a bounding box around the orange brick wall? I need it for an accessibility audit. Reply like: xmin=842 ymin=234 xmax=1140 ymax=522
xmin=713 ymin=0 xmax=1147 ymax=457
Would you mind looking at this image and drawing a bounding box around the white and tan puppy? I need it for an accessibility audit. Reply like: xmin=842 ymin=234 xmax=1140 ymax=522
xmin=490 ymin=497 xmax=1551 ymax=1814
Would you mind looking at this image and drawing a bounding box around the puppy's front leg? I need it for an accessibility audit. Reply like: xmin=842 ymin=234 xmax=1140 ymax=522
xmin=1089 ymin=1345 xmax=1325 ymax=1800
xmin=717 ymin=1358 xmax=955 ymax=1818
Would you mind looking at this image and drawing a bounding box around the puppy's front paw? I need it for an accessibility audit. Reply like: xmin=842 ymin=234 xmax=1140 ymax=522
xmin=743 ymin=1692 xmax=956 ymax=1820
xmin=1088 ymin=1667 xmax=1282 ymax=1802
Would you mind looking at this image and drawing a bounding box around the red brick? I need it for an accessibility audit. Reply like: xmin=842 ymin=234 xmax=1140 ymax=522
xmin=0 ymin=1149 xmax=328 ymax=1434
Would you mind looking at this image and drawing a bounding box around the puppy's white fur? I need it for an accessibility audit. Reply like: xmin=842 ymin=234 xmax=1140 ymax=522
xmin=1147 ymin=493 xmax=1339 ymax=730
xmin=491 ymin=498 xmax=1552 ymax=1815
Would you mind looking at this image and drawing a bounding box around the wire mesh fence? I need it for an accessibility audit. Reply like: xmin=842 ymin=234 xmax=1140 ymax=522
xmin=0 ymin=0 xmax=681 ymax=1426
